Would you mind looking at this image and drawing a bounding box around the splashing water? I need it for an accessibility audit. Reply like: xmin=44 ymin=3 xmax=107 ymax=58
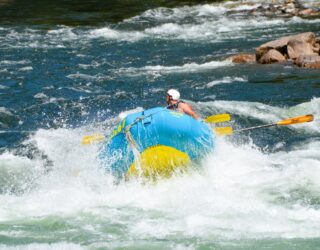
xmin=0 ymin=0 xmax=320 ymax=248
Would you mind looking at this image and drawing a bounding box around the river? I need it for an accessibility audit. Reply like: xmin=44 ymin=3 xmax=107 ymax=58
xmin=0 ymin=0 xmax=320 ymax=249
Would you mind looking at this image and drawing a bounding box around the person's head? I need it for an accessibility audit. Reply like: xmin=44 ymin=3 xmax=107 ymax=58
xmin=166 ymin=89 xmax=180 ymax=104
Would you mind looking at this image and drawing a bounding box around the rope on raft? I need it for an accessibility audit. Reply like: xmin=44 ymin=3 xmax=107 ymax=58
xmin=121 ymin=108 xmax=172 ymax=176
xmin=124 ymin=115 xmax=145 ymax=176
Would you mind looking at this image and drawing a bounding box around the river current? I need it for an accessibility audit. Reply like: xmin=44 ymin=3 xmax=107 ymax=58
xmin=0 ymin=0 xmax=320 ymax=249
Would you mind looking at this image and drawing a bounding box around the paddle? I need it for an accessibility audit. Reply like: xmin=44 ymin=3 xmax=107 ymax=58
xmin=82 ymin=134 xmax=105 ymax=145
xmin=214 ymin=114 xmax=314 ymax=136
xmin=82 ymin=113 xmax=231 ymax=144
xmin=204 ymin=113 xmax=231 ymax=123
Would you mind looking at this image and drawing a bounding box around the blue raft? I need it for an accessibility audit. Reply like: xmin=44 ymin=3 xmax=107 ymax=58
xmin=98 ymin=107 xmax=215 ymax=179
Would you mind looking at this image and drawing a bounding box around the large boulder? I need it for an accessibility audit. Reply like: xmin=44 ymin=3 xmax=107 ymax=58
xmin=294 ymin=55 xmax=320 ymax=68
xmin=256 ymin=32 xmax=318 ymax=62
xmin=256 ymin=35 xmax=291 ymax=61
xmin=287 ymin=33 xmax=318 ymax=59
xmin=226 ymin=54 xmax=256 ymax=63
xmin=315 ymin=37 xmax=320 ymax=51
xmin=298 ymin=8 xmax=319 ymax=16
xmin=259 ymin=49 xmax=286 ymax=64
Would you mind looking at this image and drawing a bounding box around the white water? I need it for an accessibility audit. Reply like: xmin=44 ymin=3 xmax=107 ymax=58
xmin=1 ymin=1 xmax=320 ymax=48
xmin=0 ymin=0 xmax=319 ymax=247
xmin=115 ymin=60 xmax=233 ymax=77
xmin=0 ymin=99 xmax=319 ymax=249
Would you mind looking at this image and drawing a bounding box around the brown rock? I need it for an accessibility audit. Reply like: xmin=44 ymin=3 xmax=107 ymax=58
xmin=283 ymin=3 xmax=296 ymax=14
xmin=299 ymin=8 xmax=318 ymax=16
xmin=287 ymin=33 xmax=318 ymax=59
xmin=256 ymin=36 xmax=290 ymax=61
xmin=259 ymin=49 xmax=286 ymax=64
xmin=226 ymin=54 xmax=256 ymax=63
xmin=256 ymin=32 xmax=316 ymax=61
xmin=295 ymin=55 xmax=320 ymax=68
xmin=313 ymin=45 xmax=319 ymax=54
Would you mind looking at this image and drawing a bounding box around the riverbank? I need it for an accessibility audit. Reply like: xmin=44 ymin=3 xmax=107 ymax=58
xmin=1 ymin=0 xmax=319 ymax=26
xmin=0 ymin=0 xmax=226 ymax=25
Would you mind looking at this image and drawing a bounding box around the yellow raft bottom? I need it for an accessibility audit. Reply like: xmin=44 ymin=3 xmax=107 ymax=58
xmin=126 ymin=145 xmax=191 ymax=179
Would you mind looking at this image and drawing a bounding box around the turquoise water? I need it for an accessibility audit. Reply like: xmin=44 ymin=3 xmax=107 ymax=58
xmin=0 ymin=0 xmax=320 ymax=249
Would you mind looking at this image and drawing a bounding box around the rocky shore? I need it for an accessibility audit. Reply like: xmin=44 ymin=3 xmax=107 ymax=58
xmin=228 ymin=32 xmax=320 ymax=68
xmin=225 ymin=0 xmax=320 ymax=68
xmin=227 ymin=0 xmax=320 ymax=18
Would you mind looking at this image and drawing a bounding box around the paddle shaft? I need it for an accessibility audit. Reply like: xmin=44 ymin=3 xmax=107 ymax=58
xmin=234 ymin=114 xmax=314 ymax=133
xmin=234 ymin=123 xmax=277 ymax=133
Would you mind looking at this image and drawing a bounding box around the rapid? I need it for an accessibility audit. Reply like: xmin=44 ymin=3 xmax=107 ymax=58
xmin=0 ymin=0 xmax=320 ymax=249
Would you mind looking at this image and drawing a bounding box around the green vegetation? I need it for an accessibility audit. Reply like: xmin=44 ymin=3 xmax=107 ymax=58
xmin=0 ymin=0 xmax=226 ymax=26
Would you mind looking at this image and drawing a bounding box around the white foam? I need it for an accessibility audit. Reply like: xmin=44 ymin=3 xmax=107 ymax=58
xmin=34 ymin=93 xmax=48 ymax=99
xmin=118 ymin=107 xmax=144 ymax=119
xmin=0 ymin=152 xmax=45 ymax=197
xmin=125 ymin=2 xmax=256 ymax=23
xmin=0 ymin=3 xmax=318 ymax=48
xmin=199 ymin=97 xmax=320 ymax=133
xmin=88 ymin=14 xmax=295 ymax=43
xmin=289 ymin=16 xmax=320 ymax=24
xmin=66 ymin=73 xmax=98 ymax=81
xmin=19 ymin=66 xmax=33 ymax=71
xmin=0 ymin=243 xmax=83 ymax=250
xmin=0 ymin=107 xmax=14 ymax=116
xmin=0 ymin=60 xmax=30 ymax=66
xmin=117 ymin=60 xmax=233 ymax=77
xmin=206 ymin=76 xmax=247 ymax=87
xmin=47 ymin=27 xmax=78 ymax=40
xmin=0 ymin=111 xmax=319 ymax=242
xmin=89 ymin=27 xmax=145 ymax=42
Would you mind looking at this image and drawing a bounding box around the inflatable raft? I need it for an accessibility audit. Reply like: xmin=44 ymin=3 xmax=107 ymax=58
xmin=98 ymin=107 xmax=215 ymax=179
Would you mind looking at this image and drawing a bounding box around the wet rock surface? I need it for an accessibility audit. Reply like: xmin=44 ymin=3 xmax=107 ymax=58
xmin=226 ymin=54 xmax=256 ymax=64
xmin=229 ymin=0 xmax=320 ymax=18
xmin=259 ymin=49 xmax=286 ymax=64
xmin=294 ymin=55 xmax=320 ymax=68
xmin=231 ymin=31 xmax=320 ymax=68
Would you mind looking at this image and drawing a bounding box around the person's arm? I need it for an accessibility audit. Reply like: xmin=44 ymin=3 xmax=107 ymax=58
xmin=179 ymin=102 xmax=199 ymax=119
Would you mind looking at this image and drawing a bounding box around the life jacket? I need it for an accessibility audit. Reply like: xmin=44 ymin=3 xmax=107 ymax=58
xmin=167 ymin=100 xmax=193 ymax=111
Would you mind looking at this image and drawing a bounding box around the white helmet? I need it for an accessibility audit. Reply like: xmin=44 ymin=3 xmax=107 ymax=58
xmin=167 ymin=89 xmax=180 ymax=100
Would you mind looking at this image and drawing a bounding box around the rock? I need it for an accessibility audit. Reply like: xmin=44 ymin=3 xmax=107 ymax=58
xmin=256 ymin=32 xmax=316 ymax=61
xmin=314 ymin=41 xmax=320 ymax=53
xmin=299 ymin=8 xmax=318 ymax=16
xmin=287 ymin=32 xmax=318 ymax=59
xmin=259 ymin=49 xmax=286 ymax=64
xmin=284 ymin=3 xmax=296 ymax=11
xmin=316 ymin=37 xmax=320 ymax=45
xmin=226 ymin=54 xmax=256 ymax=63
xmin=295 ymin=55 xmax=320 ymax=68
xmin=256 ymin=35 xmax=291 ymax=61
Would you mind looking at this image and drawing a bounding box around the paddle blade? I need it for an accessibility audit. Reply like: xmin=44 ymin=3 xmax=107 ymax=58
xmin=82 ymin=134 xmax=105 ymax=145
xmin=277 ymin=114 xmax=314 ymax=126
xmin=205 ymin=114 xmax=231 ymax=123
xmin=214 ymin=127 xmax=233 ymax=136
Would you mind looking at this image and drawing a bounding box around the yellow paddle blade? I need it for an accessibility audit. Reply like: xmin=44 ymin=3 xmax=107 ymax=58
xmin=205 ymin=113 xmax=231 ymax=123
xmin=277 ymin=114 xmax=314 ymax=126
xmin=214 ymin=127 xmax=233 ymax=136
xmin=82 ymin=134 xmax=105 ymax=145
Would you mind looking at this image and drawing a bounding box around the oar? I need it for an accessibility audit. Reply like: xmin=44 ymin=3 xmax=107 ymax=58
xmin=215 ymin=114 xmax=314 ymax=136
xmin=82 ymin=134 xmax=105 ymax=145
xmin=82 ymin=113 xmax=231 ymax=144
xmin=204 ymin=113 xmax=231 ymax=123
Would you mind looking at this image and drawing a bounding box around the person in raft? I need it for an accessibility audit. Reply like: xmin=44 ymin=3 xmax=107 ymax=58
xmin=166 ymin=89 xmax=199 ymax=120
